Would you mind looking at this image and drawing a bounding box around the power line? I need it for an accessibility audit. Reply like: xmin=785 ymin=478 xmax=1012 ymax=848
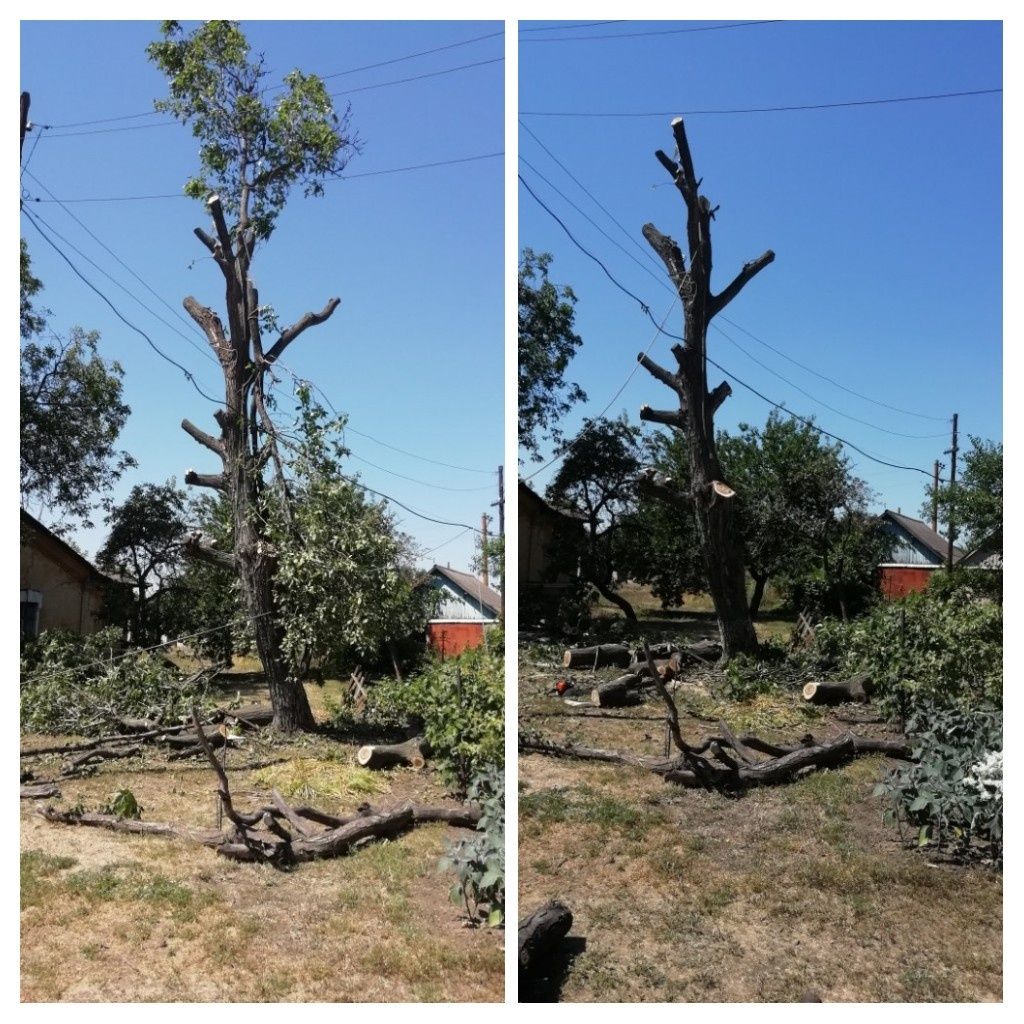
xmin=40 ymin=57 xmax=503 ymax=139
xmin=520 ymin=21 xmax=626 ymax=32
xmin=347 ymin=452 xmax=495 ymax=493
xmin=519 ymin=173 xmax=942 ymax=480
xmin=522 ymin=87 xmax=1003 ymax=117
xmin=21 ymin=124 xmax=45 ymax=178
xmin=23 ymin=152 xmax=503 ymax=202
xmin=422 ymin=526 xmax=473 ymax=555
xmin=522 ymin=20 xmax=781 ymax=42
xmin=21 ymin=206 xmax=222 ymax=405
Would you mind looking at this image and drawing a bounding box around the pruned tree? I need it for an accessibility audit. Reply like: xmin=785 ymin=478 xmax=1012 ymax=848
xmin=148 ymin=21 xmax=358 ymax=731
xmin=637 ymin=118 xmax=774 ymax=660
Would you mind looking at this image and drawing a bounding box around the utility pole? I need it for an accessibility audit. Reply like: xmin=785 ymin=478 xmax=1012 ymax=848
xmin=480 ymin=512 xmax=489 ymax=590
xmin=491 ymin=465 xmax=505 ymax=619
xmin=945 ymin=413 xmax=959 ymax=570
xmin=931 ymin=460 xmax=941 ymax=533
xmin=20 ymin=92 xmax=30 ymax=158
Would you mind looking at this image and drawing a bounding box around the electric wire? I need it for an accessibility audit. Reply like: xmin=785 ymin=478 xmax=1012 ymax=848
xmin=521 ymin=20 xmax=782 ymax=42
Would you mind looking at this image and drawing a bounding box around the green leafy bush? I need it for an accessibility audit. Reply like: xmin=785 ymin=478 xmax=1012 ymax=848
xmin=20 ymin=628 xmax=213 ymax=735
xmin=721 ymin=638 xmax=794 ymax=700
xmin=439 ymin=766 xmax=504 ymax=926
xmin=927 ymin=567 xmax=1002 ymax=604
xmin=104 ymin=787 xmax=142 ymax=820
xmin=875 ymin=701 xmax=1002 ymax=864
xmin=371 ymin=637 xmax=504 ymax=788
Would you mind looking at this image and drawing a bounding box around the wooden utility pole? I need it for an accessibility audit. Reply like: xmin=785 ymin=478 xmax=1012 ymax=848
xmin=637 ymin=117 xmax=774 ymax=661
xmin=931 ymin=459 xmax=941 ymax=533
xmin=480 ymin=513 xmax=490 ymax=590
xmin=492 ymin=465 xmax=505 ymax=618
xmin=20 ymin=92 xmax=30 ymax=158
xmin=946 ymin=413 xmax=959 ymax=570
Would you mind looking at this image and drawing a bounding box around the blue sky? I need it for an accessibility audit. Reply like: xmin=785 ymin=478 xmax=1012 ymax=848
xmin=518 ymin=19 xmax=1002 ymax=526
xmin=20 ymin=20 xmax=504 ymax=572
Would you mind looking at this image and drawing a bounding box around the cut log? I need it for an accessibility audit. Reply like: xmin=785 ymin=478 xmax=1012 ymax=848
xmin=684 ymin=638 xmax=722 ymax=662
xmin=519 ymin=901 xmax=574 ymax=976
xmin=634 ymin=642 xmax=679 ymax=661
xmin=562 ymin=644 xmax=633 ymax=670
xmin=591 ymin=673 xmax=644 ymax=708
xmin=803 ymin=672 xmax=872 ymax=705
xmin=356 ymin=736 xmax=427 ymax=770
xmin=63 ymin=745 xmax=142 ymax=774
xmin=227 ymin=704 xmax=275 ymax=727
xmin=22 ymin=782 xmax=60 ymax=800
xmin=629 ymin=655 xmax=681 ymax=681
xmin=165 ymin=727 xmax=228 ymax=749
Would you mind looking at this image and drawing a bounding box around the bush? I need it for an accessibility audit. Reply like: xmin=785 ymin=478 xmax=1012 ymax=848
xmin=721 ymin=639 xmax=793 ymax=700
xmin=370 ymin=635 xmax=504 ymax=788
xmin=927 ymin=566 xmax=1002 ymax=604
xmin=875 ymin=701 xmax=1002 ymax=864
xmin=439 ymin=766 xmax=504 ymax=926
xmin=806 ymin=589 xmax=1002 ymax=713
xmin=20 ymin=628 xmax=214 ymax=735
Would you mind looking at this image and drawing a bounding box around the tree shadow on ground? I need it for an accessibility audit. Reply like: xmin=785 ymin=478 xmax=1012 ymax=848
xmin=519 ymin=935 xmax=587 ymax=1002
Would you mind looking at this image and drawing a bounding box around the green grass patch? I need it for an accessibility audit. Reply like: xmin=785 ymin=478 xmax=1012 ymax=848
xmin=251 ymin=757 xmax=388 ymax=804
xmin=21 ymin=850 xmax=78 ymax=907
xmin=520 ymin=785 xmax=666 ymax=840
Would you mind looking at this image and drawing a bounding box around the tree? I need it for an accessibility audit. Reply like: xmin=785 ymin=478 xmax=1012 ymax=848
xmin=545 ymin=415 xmax=645 ymax=622
xmin=637 ymin=118 xmax=774 ymax=661
xmin=20 ymin=239 xmax=134 ymax=531
xmin=97 ymin=481 xmax=191 ymax=645
xmin=717 ymin=412 xmax=850 ymax=618
xmin=519 ymin=249 xmax=586 ymax=461
xmin=148 ymin=20 xmax=359 ymax=731
xmin=922 ymin=437 xmax=1002 ymax=553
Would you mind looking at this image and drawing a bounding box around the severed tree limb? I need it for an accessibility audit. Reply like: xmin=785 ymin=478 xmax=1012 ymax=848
xmin=264 ymin=298 xmax=342 ymax=365
xmin=709 ymin=251 xmax=776 ymax=317
xmin=22 ymin=783 xmax=61 ymax=800
xmin=639 ymin=404 xmax=686 ymax=429
xmin=183 ymin=533 xmax=238 ymax=572
xmin=708 ymin=380 xmax=732 ymax=414
xmin=181 ymin=418 xmax=225 ymax=457
xmin=184 ymin=470 xmax=227 ymax=491
xmin=637 ymin=351 xmax=683 ymax=394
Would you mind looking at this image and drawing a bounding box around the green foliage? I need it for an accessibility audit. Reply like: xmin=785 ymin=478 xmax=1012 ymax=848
xmin=20 ymin=628 xmax=213 ymax=734
xmin=721 ymin=639 xmax=793 ymax=701
xmin=147 ymin=20 xmax=358 ymax=242
xmin=922 ymin=436 xmax=1002 ymax=554
xmin=372 ymin=640 xmax=504 ymax=789
xmin=271 ymin=387 xmax=433 ymax=678
xmin=439 ymin=766 xmax=504 ymax=927
xmin=811 ymin=588 xmax=1002 ymax=713
xmin=875 ymin=701 xmax=1002 ymax=863
xmin=21 ymin=326 xmax=134 ymax=531
xmin=927 ymin=566 xmax=1002 ymax=604
xmin=20 ymin=238 xmax=47 ymax=339
xmin=519 ymin=249 xmax=586 ymax=461
xmin=97 ymin=480 xmax=191 ymax=645
xmin=104 ymin=788 xmax=142 ymax=820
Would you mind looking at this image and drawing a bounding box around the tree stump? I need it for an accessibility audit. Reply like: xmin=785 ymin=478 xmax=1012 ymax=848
xmin=803 ymin=671 xmax=872 ymax=705
xmin=356 ymin=736 xmax=428 ymax=770
xmin=591 ymin=673 xmax=644 ymax=708
xmin=519 ymin=900 xmax=573 ymax=976
xmin=562 ymin=644 xmax=633 ymax=670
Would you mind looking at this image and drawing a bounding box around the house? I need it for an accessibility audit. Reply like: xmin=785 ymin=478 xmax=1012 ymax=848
xmin=20 ymin=509 xmax=120 ymax=639
xmin=959 ymin=531 xmax=1003 ymax=571
xmin=519 ymin=480 xmax=583 ymax=622
xmin=421 ymin=564 xmax=501 ymax=658
xmin=877 ymin=509 xmax=965 ymax=599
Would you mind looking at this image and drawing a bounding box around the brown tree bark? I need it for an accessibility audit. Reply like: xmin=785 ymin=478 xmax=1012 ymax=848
xmin=638 ymin=118 xmax=775 ymax=662
xmin=181 ymin=195 xmax=341 ymax=732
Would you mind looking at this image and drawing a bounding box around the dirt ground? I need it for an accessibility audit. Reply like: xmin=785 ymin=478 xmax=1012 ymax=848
xmin=21 ymin=681 xmax=503 ymax=1003
xmin=518 ymin=639 xmax=1003 ymax=1003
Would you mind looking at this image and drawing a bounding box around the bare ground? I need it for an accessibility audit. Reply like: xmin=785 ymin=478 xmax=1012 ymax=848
xmin=518 ymin=640 xmax=1002 ymax=1003
xmin=21 ymin=682 xmax=503 ymax=1003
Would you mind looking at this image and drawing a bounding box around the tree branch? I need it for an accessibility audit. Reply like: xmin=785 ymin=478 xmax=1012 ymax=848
xmin=636 ymin=468 xmax=689 ymax=505
xmin=206 ymin=194 xmax=234 ymax=261
xmin=708 ymin=380 xmax=732 ymax=415
xmin=637 ymin=352 xmax=683 ymax=395
xmin=183 ymin=297 xmax=229 ymax=357
xmin=709 ymin=250 xmax=776 ymax=317
xmin=183 ymin=533 xmax=237 ymax=572
xmin=639 ymin=404 xmax=686 ymax=430
xmin=641 ymin=223 xmax=687 ymax=288
xmin=264 ymin=298 xmax=342 ymax=364
xmin=185 ymin=469 xmax=227 ymax=491
xmin=181 ymin=418 xmax=225 ymax=457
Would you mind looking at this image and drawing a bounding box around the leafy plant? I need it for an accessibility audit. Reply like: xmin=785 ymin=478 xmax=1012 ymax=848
xmin=104 ymin=788 xmax=142 ymax=820
xmin=439 ymin=766 xmax=504 ymax=927
xmin=370 ymin=637 xmax=504 ymax=789
xmin=875 ymin=701 xmax=1002 ymax=864
xmin=20 ymin=628 xmax=214 ymax=734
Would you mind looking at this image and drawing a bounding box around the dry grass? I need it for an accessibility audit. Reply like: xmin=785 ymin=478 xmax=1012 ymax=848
xmin=518 ymin=640 xmax=1002 ymax=1003
xmin=20 ymin=682 xmax=503 ymax=1003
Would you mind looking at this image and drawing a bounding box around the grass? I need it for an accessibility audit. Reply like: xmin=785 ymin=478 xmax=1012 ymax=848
xmin=251 ymin=757 xmax=388 ymax=804
xmin=519 ymin=636 xmax=1002 ymax=1003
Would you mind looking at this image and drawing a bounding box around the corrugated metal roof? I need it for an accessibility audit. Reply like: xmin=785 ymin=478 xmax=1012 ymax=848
xmin=880 ymin=509 xmax=965 ymax=563
xmin=429 ymin=564 xmax=502 ymax=617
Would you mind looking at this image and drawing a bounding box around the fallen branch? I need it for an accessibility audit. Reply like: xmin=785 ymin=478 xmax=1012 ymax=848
xmin=62 ymin=745 xmax=142 ymax=776
xmin=519 ymin=900 xmax=574 ymax=977
xmin=22 ymin=782 xmax=61 ymax=800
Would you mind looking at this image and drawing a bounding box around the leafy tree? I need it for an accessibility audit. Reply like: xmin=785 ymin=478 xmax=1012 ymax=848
xmin=545 ymin=415 xmax=644 ymax=622
xmin=20 ymin=238 xmax=47 ymax=339
xmin=518 ymin=249 xmax=586 ymax=461
xmin=922 ymin=437 xmax=1002 ymax=553
xmin=97 ymin=481 xmax=191 ymax=645
xmin=717 ymin=412 xmax=851 ymax=618
xmin=471 ymin=521 xmax=504 ymax=604
xmin=148 ymin=20 xmax=359 ymax=730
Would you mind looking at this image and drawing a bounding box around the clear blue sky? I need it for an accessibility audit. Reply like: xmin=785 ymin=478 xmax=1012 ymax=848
xmin=518 ymin=19 xmax=1002 ymax=526
xmin=20 ymin=20 xmax=504 ymax=572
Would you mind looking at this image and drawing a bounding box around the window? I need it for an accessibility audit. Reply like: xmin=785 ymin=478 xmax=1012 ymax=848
xmin=20 ymin=589 xmax=42 ymax=641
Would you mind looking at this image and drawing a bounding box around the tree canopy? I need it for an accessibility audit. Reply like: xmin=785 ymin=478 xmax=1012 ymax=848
xmin=519 ymin=249 xmax=586 ymax=461
xmin=922 ymin=437 xmax=1002 ymax=553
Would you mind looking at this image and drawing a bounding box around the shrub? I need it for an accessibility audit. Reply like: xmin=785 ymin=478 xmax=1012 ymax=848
xmin=439 ymin=766 xmax=504 ymax=926
xmin=875 ymin=701 xmax=1002 ymax=864
xmin=927 ymin=566 xmax=1002 ymax=604
xmin=721 ymin=639 xmax=793 ymax=700
xmin=20 ymin=628 xmax=214 ymax=734
xmin=370 ymin=635 xmax=504 ymax=789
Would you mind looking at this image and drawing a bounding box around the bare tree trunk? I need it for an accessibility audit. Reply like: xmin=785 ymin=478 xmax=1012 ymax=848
xmin=593 ymin=581 xmax=637 ymax=624
xmin=181 ymin=194 xmax=337 ymax=733
xmin=638 ymin=118 xmax=774 ymax=662
xmin=749 ymin=574 xmax=768 ymax=621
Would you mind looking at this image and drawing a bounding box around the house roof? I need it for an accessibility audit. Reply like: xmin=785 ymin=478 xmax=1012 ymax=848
xmin=429 ymin=564 xmax=502 ymax=617
xmin=880 ymin=509 xmax=966 ymax=563
xmin=518 ymin=479 xmax=586 ymax=524
xmin=20 ymin=508 xmax=121 ymax=586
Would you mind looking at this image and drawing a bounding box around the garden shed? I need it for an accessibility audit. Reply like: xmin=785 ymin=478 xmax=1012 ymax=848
xmin=421 ymin=564 xmax=501 ymax=657
xmin=877 ymin=509 xmax=965 ymax=598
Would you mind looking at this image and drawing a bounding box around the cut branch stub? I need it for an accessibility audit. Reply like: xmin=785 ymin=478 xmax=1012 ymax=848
xmin=519 ymin=901 xmax=574 ymax=977
xmin=637 ymin=352 xmax=683 ymax=394
xmin=639 ymin=404 xmax=686 ymax=430
xmin=357 ymin=736 xmax=428 ymax=771
xmin=803 ymin=672 xmax=872 ymax=705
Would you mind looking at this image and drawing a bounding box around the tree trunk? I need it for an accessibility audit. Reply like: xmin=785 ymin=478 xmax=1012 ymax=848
xmin=591 ymin=673 xmax=644 ymax=708
xmin=356 ymin=736 xmax=428 ymax=770
xmin=638 ymin=118 xmax=774 ymax=663
xmin=593 ymin=581 xmax=637 ymax=623
xmin=562 ymin=644 xmax=633 ymax=670
xmin=802 ymin=672 xmax=872 ymax=705
xmin=519 ymin=901 xmax=574 ymax=976
xmin=749 ymin=574 xmax=768 ymax=620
